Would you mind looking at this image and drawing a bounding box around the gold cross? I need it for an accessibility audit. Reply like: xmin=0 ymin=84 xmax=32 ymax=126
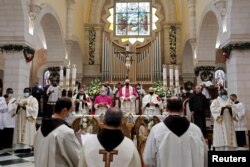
xmin=99 ymin=149 xmax=118 ymax=167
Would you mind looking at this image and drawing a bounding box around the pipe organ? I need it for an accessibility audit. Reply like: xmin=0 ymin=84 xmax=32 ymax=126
xmin=102 ymin=33 xmax=162 ymax=83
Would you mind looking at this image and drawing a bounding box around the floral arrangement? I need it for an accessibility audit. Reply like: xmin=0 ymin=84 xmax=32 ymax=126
xmin=152 ymin=80 xmax=172 ymax=97
xmin=85 ymin=78 xmax=101 ymax=99
xmin=152 ymin=80 xmax=165 ymax=97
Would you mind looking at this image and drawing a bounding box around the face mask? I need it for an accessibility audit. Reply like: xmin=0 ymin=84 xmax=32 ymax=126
xmin=100 ymin=91 xmax=107 ymax=96
xmin=52 ymin=83 xmax=57 ymax=86
xmin=221 ymin=95 xmax=228 ymax=101
xmin=149 ymin=92 xmax=154 ymax=95
xmin=8 ymin=93 xmax=13 ymax=97
xmin=24 ymin=93 xmax=30 ymax=98
xmin=125 ymin=83 xmax=129 ymax=86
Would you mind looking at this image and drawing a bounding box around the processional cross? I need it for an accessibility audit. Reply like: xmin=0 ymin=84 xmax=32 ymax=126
xmin=99 ymin=149 xmax=118 ymax=167
xmin=114 ymin=45 xmax=140 ymax=79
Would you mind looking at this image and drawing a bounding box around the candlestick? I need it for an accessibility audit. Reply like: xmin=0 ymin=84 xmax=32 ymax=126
xmin=169 ymin=65 xmax=174 ymax=87
xmin=162 ymin=64 xmax=167 ymax=86
xmin=71 ymin=64 xmax=76 ymax=87
xmin=66 ymin=65 xmax=70 ymax=87
xmin=175 ymin=65 xmax=179 ymax=87
xmin=59 ymin=66 xmax=64 ymax=87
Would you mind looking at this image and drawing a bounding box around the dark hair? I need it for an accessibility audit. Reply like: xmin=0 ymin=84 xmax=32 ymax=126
xmin=55 ymin=98 xmax=72 ymax=113
xmin=67 ymin=90 xmax=73 ymax=98
xmin=167 ymin=97 xmax=183 ymax=112
xmin=219 ymin=89 xmax=227 ymax=96
xmin=6 ymin=88 xmax=13 ymax=93
xmin=24 ymin=87 xmax=31 ymax=93
xmin=61 ymin=89 xmax=67 ymax=96
xmin=230 ymin=94 xmax=237 ymax=98
xmin=104 ymin=108 xmax=123 ymax=127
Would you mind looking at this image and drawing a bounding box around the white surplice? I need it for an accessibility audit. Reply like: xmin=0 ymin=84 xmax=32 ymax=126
xmin=119 ymin=86 xmax=138 ymax=114
xmin=34 ymin=124 xmax=81 ymax=167
xmin=210 ymin=97 xmax=237 ymax=149
xmin=143 ymin=122 xmax=208 ymax=167
xmin=78 ymin=134 xmax=141 ymax=167
xmin=13 ymin=95 xmax=38 ymax=146
xmin=142 ymin=94 xmax=162 ymax=115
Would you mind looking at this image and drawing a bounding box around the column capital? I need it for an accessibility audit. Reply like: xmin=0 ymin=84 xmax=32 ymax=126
xmin=214 ymin=0 xmax=227 ymax=16
xmin=29 ymin=0 xmax=41 ymax=20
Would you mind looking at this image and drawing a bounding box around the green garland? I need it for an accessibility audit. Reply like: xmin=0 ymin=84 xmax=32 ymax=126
xmin=0 ymin=44 xmax=35 ymax=63
xmin=222 ymin=42 xmax=250 ymax=59
xmin=194 ymin=66 xmax=215 ymax=76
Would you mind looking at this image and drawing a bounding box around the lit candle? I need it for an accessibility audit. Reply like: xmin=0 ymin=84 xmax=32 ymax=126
xmin=66 ymin=65 xmax=70 ymax=87
xmin=71 ymin=64 xmax=76 ymax=87
xmin=59 ymin=66 xmax=64 ymax=87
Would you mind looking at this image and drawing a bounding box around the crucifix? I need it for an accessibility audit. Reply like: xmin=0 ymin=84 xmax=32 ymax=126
xmin=99 ymin=149 xmax=118 ymax=167
xmin=114 ymin=45 xmax=140 ymax=80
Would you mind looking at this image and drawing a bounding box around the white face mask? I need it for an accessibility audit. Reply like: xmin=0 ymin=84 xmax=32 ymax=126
xmin=100 ymin=91 xmax=107 ymax=96
xmin=221 ymin=95 xmax=228 ymax=101
xmin=8 ymin=93 xmax=13 ymax=97
xmin=24 ymin=93 xmax=30 ymax=98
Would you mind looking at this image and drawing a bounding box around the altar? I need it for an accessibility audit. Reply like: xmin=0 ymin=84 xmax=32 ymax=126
xmin=66 ymin=113 xmax=166 ymax=144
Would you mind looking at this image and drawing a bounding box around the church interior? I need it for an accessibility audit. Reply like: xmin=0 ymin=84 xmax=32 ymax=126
xmin=0 ymin=0 xmax=250 ymax=166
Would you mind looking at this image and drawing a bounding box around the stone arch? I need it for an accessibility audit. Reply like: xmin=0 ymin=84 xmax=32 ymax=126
xmin=182 ymin=40 xmax=194 ymax=78
xmin=34 ymin=4 xmax=65 ymax=62
xmin=32 ymin=4 xmax=66 ymax=85
xmin=196 ymin=4 xmax=222 ymax=65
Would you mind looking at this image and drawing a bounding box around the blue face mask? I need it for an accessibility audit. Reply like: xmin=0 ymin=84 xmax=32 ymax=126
xmin=221 ymin=95 xmax=228 ymax=101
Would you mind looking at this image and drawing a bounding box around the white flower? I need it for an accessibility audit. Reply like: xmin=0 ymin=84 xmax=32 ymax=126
xmin=82 ymin=118 xmax=87 ymax=122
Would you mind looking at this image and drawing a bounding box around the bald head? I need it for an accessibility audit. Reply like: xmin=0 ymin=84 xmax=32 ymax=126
xmin=104 ymin=107 xmax=123 ymax=127
xmin=195 ymin=85 xmax=202 ymax=94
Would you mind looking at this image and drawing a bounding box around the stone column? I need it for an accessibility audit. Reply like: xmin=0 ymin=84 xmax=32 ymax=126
xmin=163 ymin=24 xmax=171 ymax=64
xmin=226 ymin=50 xmax=250 ymax=129
xmin=3 ymin=51 xmax=31 ymax=96
xmin=66 ymin=0 xmax=75 ymax=59
xmin=82 ymin=24 xmax=102 ymax=83
xmin=66 ymin=0 xmax=74 ymax=40
xmin=188 ymin=0 xmax=196 ymax=39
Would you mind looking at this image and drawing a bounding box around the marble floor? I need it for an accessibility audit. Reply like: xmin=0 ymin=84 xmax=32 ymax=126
xmin=0 ymin=149 xmax=34 ymax=167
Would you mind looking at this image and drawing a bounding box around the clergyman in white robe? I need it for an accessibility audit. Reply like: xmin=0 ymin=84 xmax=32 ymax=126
xmin=143 ymin=96 xmax=208 ymax=167
xmin=142 ymin=87 xmax=162 ymax=115
xmin=34 ymin=98 xmax=81 ymax=167
xmin=78 ymin=107 xmax=141 ymax=167
xmin=118 ymin=80 xmax=138 ymax=114
xmin=210 ymin=94 xmax=237 ymax=150
xmin=13 ymin=90 xmax=38 ymax=147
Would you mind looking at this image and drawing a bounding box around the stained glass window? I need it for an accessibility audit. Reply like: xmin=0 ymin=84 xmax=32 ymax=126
xmin=114 ymin=1 xmax=151 ymax=37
